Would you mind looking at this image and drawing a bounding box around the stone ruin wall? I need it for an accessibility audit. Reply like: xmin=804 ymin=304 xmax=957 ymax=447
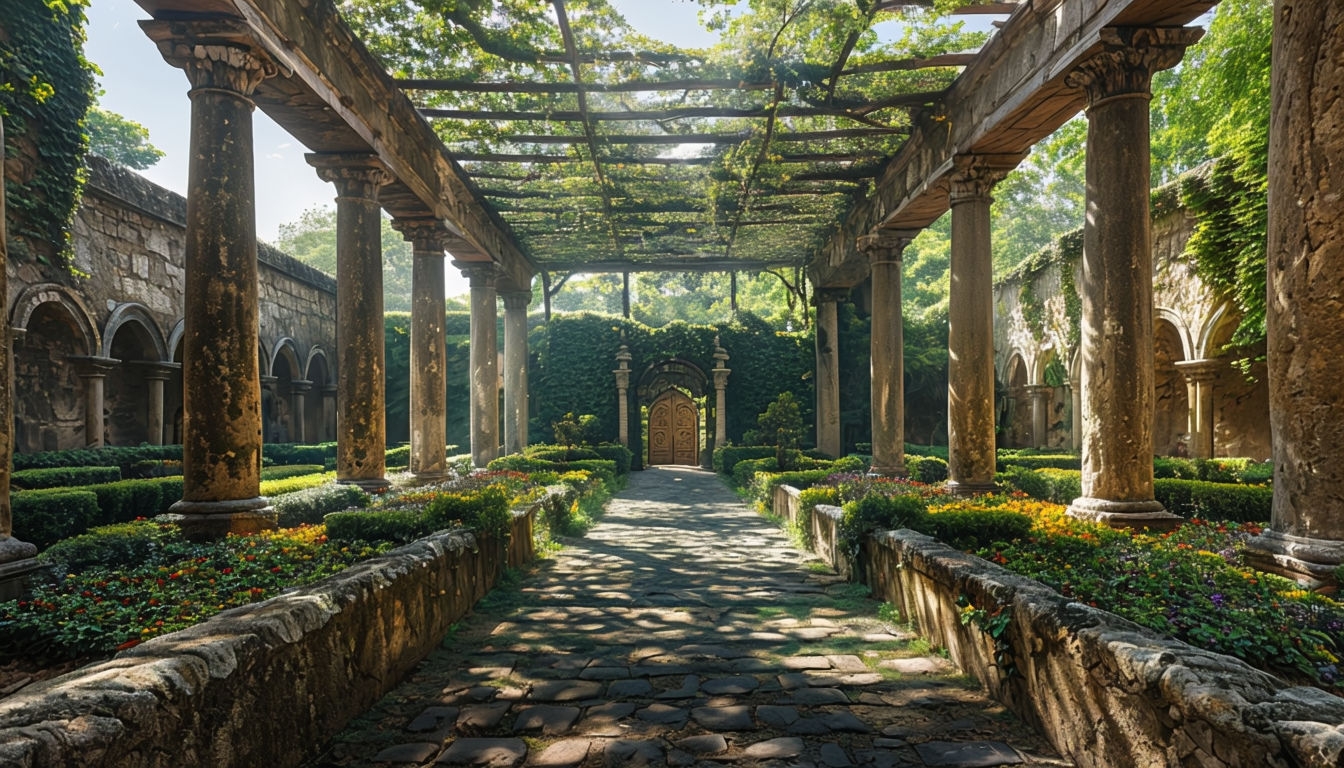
xmin=4 ymin=155 xmax=337 ymax=452
xmin=993 ymin=205 xmax=1271 ymax=459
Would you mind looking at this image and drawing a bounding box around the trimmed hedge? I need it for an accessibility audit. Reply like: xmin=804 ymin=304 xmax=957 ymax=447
xmin=11 ymin=466 xmax=121 ymax=490
xmin=259 ymin=464 xmax=325 ymax=481
xmin=487 ymin=455 xmax=620 ymax=487
xmin=905 ymin=455 xmax=948 ymax=483
xmin=591 ymin=444 xmax=634 ymax=476
xmin=713 ymin=446 xmax=777 ymax=475
xmin=998 ymin=454 xmax=1081 ymax=472
xmin=38 ymin=521 xmax=173 ymax=572
xmin=924 ymin=509 xmax=1033 ymax=550
xmin=11 ymin=491 xmax=101 ymax=550
xmin=1153 ymin=478 xmax=1272 ymax=523
xmin=325 ymin=509 xmax=429 ymax=544
xmin=273 ymin=484 xmax=370 ymax=527
xmin=11 ymin=443 xmax=348 ymax=472
xmin=259 ymin=472 xmax=335 ymax=498
xmin=385 ymin=445 xmax=411 ymax=469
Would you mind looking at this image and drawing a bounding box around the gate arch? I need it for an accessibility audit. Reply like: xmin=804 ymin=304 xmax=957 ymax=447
xmin=637 ymin=358 xmax=709 ymax=467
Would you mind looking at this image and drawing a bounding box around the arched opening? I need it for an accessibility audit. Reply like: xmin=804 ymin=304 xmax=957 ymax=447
xmin=999 ymin=354 xmax=1030 ymax=449
xmin=305 ymin=349 xmax=332 ymax=444
xmin=105 ymin=319 xmax=159 ymax=445
xmin=1206 ymin=314 xmax=1271 ymax=459
xmin=169 ymin=335 xmax=185 ymax=445
xmin=1154 ymin=318 xmax=1188 ymax=456
xmin=269 ymin=340 xmax=301 ymax=444
xmin=1038 ymin=348 xmax=1067 ymax=449
xmin=637 ymin=358 xmax=709 ymax=467
xmin=14 ymin=301 xmax=90 ymax=451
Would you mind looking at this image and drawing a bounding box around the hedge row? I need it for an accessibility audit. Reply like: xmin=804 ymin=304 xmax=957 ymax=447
xmin=1000 ymin=467 xmax=1271 ymax=522
xmin=325 ymin=486 xmax=510 ymax=544
xmin=524 ymin=444 xmax=634 ymax=476
xmin=273 ymin=484 xmax=371 ymax=527
xmin=488 ymin=455 xmax=621 ymax=488
xmin=13 ymin=476 xmax=184 ymax=549
xmin=11 ymin=466 xmax=122 ymax=490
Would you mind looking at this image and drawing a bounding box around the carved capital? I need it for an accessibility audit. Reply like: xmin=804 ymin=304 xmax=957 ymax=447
xmin=1066 ymin=27 xmax=1204 ymax=107
xmin=455 ymin=261 xmax=499 ymax=288
xmin=502 ymin=291 xmax=532 ymax=312
xmin=390 ymin=217 xmax=451 ymax=254
xmin=141 ymin=19 xmax=278 ymax=97
xmin=307 ymin=154 xmax=393 ymax=201
xmin=812 ymin=287 xmax=850 ymax=306
xmin=949 ymin=154 xmax=1024 ymax=205
xmin=1175 ymin=358 xmax=1222 ymax=383
xmin=857 ymin=229 xmax=918 ymax=264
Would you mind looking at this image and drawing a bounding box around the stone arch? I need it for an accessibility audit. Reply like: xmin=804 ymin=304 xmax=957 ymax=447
xmin=637 ymin=358 xmax=709 ymax=467
xmin=266 ymin=338 xmax=302 ymax=443
xmin=100 ymin=303 xmax=167 ymax=361
xmin=103 ymin=306 xmax=167 ymax=446
xmin=1034 ymin=346 xmax=1068 ymax=449
xmin=10 ymin=285 xmax=101 ymax=451
xmin=167 ymin=319 xmax=186 ymax=363
xmin=1154 ymin=315 xmax=1189 ymax=457
xmin=1154 ymin=306 xmax=1195 ymax=362
xmin=1195 ymin=301 xmax=1239 ymax=361
xmin=303 ymin=346 xmax=333 ymax=443
xmin=167 ymin=320 xmax=185 ymax=444
xmin=1000 ymin=352 xmax=1031 ymax=449
xmin=10 ymin=283 xmax=99 ymax=356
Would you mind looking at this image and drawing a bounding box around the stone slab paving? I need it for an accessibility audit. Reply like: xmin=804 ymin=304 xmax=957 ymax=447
xmin=305 ymin=467 xmax=1068 ymax=768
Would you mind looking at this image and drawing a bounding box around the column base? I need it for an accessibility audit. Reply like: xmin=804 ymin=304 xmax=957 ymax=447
xmin=1243 ymin=530 xmax=1344 ymax=589
xmin=0 ymin=542 xmax=46 ymax=601
xmin=340 ymin=477 xmax=391 ymax=494
xmin=165 ymin=497 xmax=277 ymax=541
xmin=946 ymin=480 xmax=997 ymax=498
xmin=410 ymin=470 xmax=452 ymax=485
xmin=1067 ymin=497 xmax=1181 ymax=530
xmin=867 ymin=462 xmax=907 ymax=479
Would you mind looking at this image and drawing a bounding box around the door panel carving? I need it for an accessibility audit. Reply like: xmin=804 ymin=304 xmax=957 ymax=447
xmin=648 ymin=390 xmax=699 ymax=465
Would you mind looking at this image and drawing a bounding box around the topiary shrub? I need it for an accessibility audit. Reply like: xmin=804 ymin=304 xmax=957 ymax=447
xmin=385 ymin=445 xmax=411 ymax=469
xmin=1153 ymin=478 xmax=1271 ymax=523
xmin=274 ymin=484 xmax=370 ymax=527
xmin=839 ymin=493 xmax=929 ymax=562
xmin=591 ymin=444 xmax=633 ymax=476
xmin=325 ymin=509 xmax=430 ymax=544
xmin=259 ymin=464 xmax=325 ymax=481
xmin=39 ymin=520 xmax=176 ymax=572
xmin=424 ymin=485 xmax=512 ymax=541
xmin=998 ymin=454 xmax=1081 ymax=472
xmin=732 ymin=457 xmax=778 ymax=489
xmin=713 ymin=445 xmax=776 ymax=475
xmin=923 ymin=509 xmax=1032 ymax=550
xmin=10 ymin=466 xmax=121 ymax=490
xmin=999 ymin=466 xmax=1054 ymax=500
xmin=10 ymin=490 xmax=101 ymax=549
xmin=1037 ymin=469 xmax=1082 ymax=504
xmin=905 ymin=455 xmax=949 ymax=484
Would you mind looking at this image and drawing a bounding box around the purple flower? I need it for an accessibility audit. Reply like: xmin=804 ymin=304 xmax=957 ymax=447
xmin=1210 ymin=593 xmax=1226 ymax=609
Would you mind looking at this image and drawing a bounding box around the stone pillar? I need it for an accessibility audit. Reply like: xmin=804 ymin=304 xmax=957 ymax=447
xmin=614 ymin=345 xmax=632 ymax=448
xmin=142 ymin=20 xmax=279 ymax=537
xmin=1245 ymin=1 xmax=1344 ymax=586
xmin=814 ymin=289 xmax=845 ymax=458
xmin=75 ymin=358 xmax=117 ymax=447
xmin=0 ymin=115 xmax=38 ymax=581
xmin=459 ymin=263 xmax=500 ymax=467
xmin=1064 ymin=27 xmax=1198 ymax=528
xmin=322 ymin=385 xmax=337 ymax=443
xmin=1027 ymin=385 xmax=1051 ymax=449
xmin=310 ymin=154 xmax=392 ymax=493
xmin=143 ymin=365 xmax=173 ymax=446
xmin=289 ymin=380 xmax=312 ymax=444
xmin=259 ymin=375 xmax=278 ymax=441
xmin=393 ymin=219 xmax=451 ymax=482
xmin=1175 ymin=360 xmax=1218 ymax=459
xmin=1068 ymin=376 xmax=1082 ymax=452
xmin=502 ymin=290 xmax=532 ymax=456
xmin=712 ymin=337 xmax=731 ymax=450
xmin=947 ymin=155 xmax=1019 ymax=496
xmin=859 ymin=230 xmax=915 ymax=477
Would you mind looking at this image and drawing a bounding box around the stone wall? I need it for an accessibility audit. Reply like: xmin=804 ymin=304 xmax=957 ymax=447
xmin=0 ymin=506 xmax=539 ymax=768
xmin=5 ymin=155 xmax=338 ymax=451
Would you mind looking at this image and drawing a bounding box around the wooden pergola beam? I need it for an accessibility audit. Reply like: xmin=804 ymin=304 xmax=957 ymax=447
xmin=420 ymin=98 xmax=938 ymax=123
xmin=473 ymin=127 xmax=907 ymax=145
xmin=538 ymin=258 xmax=800 ymax=273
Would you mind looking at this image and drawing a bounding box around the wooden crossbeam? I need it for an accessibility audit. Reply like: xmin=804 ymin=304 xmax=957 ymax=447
xmin=398 ymin=77 xmax=774 ymax=93
xmin=420 ymin=99 xmax=935 ymax=123
xmin=453 ymin=150 xmax=883 ymax=164
xmin=475 ymin=127 xmax=908 ymax=145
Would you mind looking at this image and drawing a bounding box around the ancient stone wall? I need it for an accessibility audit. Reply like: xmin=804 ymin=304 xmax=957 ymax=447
xmin=4 ymin=155 xmax=337 ymax=451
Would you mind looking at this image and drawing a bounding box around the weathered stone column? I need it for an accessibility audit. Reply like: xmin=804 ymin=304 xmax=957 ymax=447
xmin=143 ymin=365 xmax=173 ymax=446
xmin=1175 ymin=360 xmax=1218 ymax=459
xmin=712 ymin=337 xmax=731 ymax=450
xmin=1068 ymin=376 xmax=1082 ymax=451
xmin=459 ymin=262 xmax=500 ymax=467
xmin=1064 ymin=27 xmax=1198 ymax=527
xmin=310 ymin=154 xmax=392 ymax=493
xmin=1027 ymin=385 xmax=1051 ymax=449
xmin=614 ymin=345 xmax=632 ymax=448
xmin=814 ymin=289 xmax=845 ymax=457
xmin=1246 ymin=1 xmax=1344 ymax=586
xmin=502 ymin=290 xmax=532 ymax=456
xmin=289 ymin=380 xmax=312 ymax=444
xmin=0 ymin=115 xmax=38 ymax=583
xmin=393 ymin=219 xmax=450 ymax=482
xmin=75 ymin=358 xmax=116 ymax=447
xmin=859 ymin=230 xmax=915 ymax=477
xmin=947 ymin=155 xmax=1019 ymax=496
xmin=141 ymin=19 xmax=280 ymax=537
xmin=322 ymin=385 xmax=337 ymax=443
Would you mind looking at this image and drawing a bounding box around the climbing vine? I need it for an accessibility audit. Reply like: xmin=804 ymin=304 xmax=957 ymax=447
xmin=1017 ymin=283 xmax=1046 ymax=345
xmin=0 ymin=0 xmax=96 ymax=265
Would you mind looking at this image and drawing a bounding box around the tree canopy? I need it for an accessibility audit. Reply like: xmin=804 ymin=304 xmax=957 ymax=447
xmin=85 ymin=101 xmax=163 ymax=170
xmin=274 ymin=206 xmax=417 ymax=313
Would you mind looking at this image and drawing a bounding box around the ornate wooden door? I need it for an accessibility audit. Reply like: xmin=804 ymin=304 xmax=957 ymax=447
xmin=648 ymin=390 xmax=699 ymax=465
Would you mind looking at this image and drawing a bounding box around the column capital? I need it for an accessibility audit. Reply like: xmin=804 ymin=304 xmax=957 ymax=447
xmin=289 ymin=379 xmax=314 ymax=393
xmin=390 ymin=216 xmax=453 ymax=253
xmin=1175 ymin=358 xmax=1222 ymax=383
xmin=949 ymin=153 xmax=1026 ymax=205
xmin=455 ymin=260 xmax=500 ymax=287
xmin=857 ymin=229 xmax=919 ymax=263
xmin=501 ymin=290 xmax=532 ymax=312
xmin=260 ymin=374 xmax=278 ymax=390
xmin=140 ymin=19 xmax=279 ymax=96
xmin=712 ymin=335 xmax=730 ymax=367
xmin=307 ymin=153 xmax=393 ymax=200
xmin=712 ymin=368 xmax=731 ymax=390
xmin=127 ymin=360 xmax=178 ymax=381
xmin=1066 ymin=27 xmax=1204 ymax=107
xmin=70 ymin=355 xmax=119 ymax=378
xmin=812 ymin=287 xmax=850 ymax=306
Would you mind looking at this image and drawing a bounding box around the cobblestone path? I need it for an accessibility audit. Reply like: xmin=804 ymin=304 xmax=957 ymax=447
xmin=306 ymin=466 xmax=1067 ymax=768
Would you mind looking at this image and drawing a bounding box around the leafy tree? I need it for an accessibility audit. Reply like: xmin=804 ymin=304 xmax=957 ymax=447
xmin=85 ymin=102 xmax=162 ymax=169
xmin=552 ymin=412 xmax=600 ymax=447
xmin=753 ymin=390 xmax=803 ymax=468
xmin=274 ymin=205 xmax=415 ymax=312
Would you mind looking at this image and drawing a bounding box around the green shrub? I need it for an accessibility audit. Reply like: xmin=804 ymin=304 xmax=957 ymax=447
xmin=732 ymin=457 xmax=779 ymax=488
xmin=260 ymin=472 xmax=334 ymax=497
xmin=798 ymin=486 xmax=840 ymax=515
xmin=39 ymin=520 xmax=175 ymax=572
xmin=1037 ymin=469 xmax=1082 ymax=504
xmin=591 ymin=444 xmax=633 ymax=476
xmin=12 ymin=445 xmax=182 ymax=472
xmin=839 ymin=493 xmax=929 ymax=560
xmin=751 ymin=469 xmax=834 ymax=504
xmin=904 ymin=444 xmax=948 ymax=460
xmin=526 ymin=445 xmax=601 ymax=462
xmin=11 ymin=466 xmax=121 ymax=490
xmin=424 ymin=486 xmax=512 ymax=540
xmin=923 ymin=509 xmax=1032 ymax=550
xmin=325 ymin=509 xmax=430 ymax=544
xmin=385 ymin=445 xmax=411 ymax=469
xmin=998 ymin=454 xmax=1081 ymax=472
xmin=1153 ymin=479 xmax=1272 ymax=523
xmin=713 ymin=445 xmax=776 ymax=475
xmin=999 ymin=466 xmax=1054 ymax=500
xmin=153 ymin=478 xmax=183 ymax=514
xmin=86 ymin=479 xmax=170 ymax=526
xmin=1234 ymin=461 xmax=1273 ymax=485
xmin=259 ymin=464 xmax=325 ymax=481
xmin=273 ymin=484 xmax=370 ymax=527
xmin=905 ymin=455 xmax=949 ymax=484
xmin=11 ymin=490 xmax=101 ymax=549
xmin=125 ymin=459 xmax=181 ymax=479
xmin=262 ymin=443 xmax=338 ymax=466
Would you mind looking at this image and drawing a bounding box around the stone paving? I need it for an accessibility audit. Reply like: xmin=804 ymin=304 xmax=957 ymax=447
xmin=305 ymin=467 xmax=1068 ymax=768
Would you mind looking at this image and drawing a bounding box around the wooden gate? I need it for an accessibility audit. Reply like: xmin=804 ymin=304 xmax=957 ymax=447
xmin=648 ymin=390 xmax=699 ymax=466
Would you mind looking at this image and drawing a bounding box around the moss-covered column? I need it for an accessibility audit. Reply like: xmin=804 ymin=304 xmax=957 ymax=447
xmin=393 ymin=218 xmax=450 ymax=482
xmin=947 ymin=155 xmax=1018 ymax=496
xmin=459 ymin=262 xmax=500 ymax=467
xmin=502 ymin=290 xmax=531 ymax=456
xmin=0 ymin=116 xmax=37 ymax=571
xmin=1246 ymin=1 xmax=1344 ymax=586
xmin=310 ymin=154 xmax=392 ymax=493
xmin=814 ymin=289 xmax=845 ymax=458
xmin=1064 ymin=27 xmax=1198 ymax=528
xmin=143 ymin=20 xmax=278 ymax=538
xmin=860 ymin=230 xmax=915 ymax=477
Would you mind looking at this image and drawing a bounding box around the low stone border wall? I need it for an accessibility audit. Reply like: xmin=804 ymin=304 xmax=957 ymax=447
xmin=771 ymin=486 xmax=849 ymax=579
xmin=0 ymin=504 xmax=541 ymax=767
xmin=772 ymin=487 xmax=1344 ymax=768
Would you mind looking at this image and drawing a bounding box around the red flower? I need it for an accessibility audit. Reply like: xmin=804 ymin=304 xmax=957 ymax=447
xmin=115 ymin=639 xmax=141 ymax=651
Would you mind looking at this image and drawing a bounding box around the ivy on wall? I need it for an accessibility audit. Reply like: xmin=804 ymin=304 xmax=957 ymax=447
xmin=0 ymin=0 xmax=96 ymax=264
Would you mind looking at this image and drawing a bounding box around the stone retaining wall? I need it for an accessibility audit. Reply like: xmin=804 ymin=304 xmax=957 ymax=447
xmin=0 ymin=506 xmax=539 ymax=768
xmin=772 ymin=488 xmax=1344 ymax=768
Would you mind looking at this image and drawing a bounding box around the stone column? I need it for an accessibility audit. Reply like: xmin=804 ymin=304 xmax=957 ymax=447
xmin=614 ymin=345 xmax=632 ymax=448
xmin=712 ymin=337 xmax=731 ymax=450
xmin=259 ymin=375 xmax=278 ymax=441
xmin=322 ymin=385 xmax=337 ymax=443
xmin=459 ymin=262 xmax=500 ymax=467
xmin=814 ymin=289 xmax=845 ymax=458
xmin=1064 ymin=27 xmax=1198 ymax=528
xmin=502 ymin=290 xmax=532 ymax=456
xmin=142 ymin=20 xmax=279 ymax=537
xmin=289 ymin=380 xmax=312 ymax=444
xmin=143 ymin=365 xmax=173 ymax=446
xmin=310 ymin=154 xmax=392 ymax=493
xmin=947 ymin=155 xmax=1019 ymax=496
xmin=1068 ymin=376 xmax=1082 ymax=451
xmin=75 ymin=358 xmax=117 ymax=447
xmin=0 ymin=115 xmax=38 ymax=579
xmin=1175 ymin=360 xmax=1218 ymax=459
xmin=859 ymin=230 xmax=915 ymax=477
xmin=1245 ymin=1 xmax=1344 ymax=586
xmin=1027 ymin=385 xmax=1051 ymax=449
xmin=393 ymin=219 xmax=450 ymax=482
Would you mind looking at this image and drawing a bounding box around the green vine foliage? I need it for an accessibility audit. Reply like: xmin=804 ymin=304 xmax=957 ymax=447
xmin=0 ymin=0 xmax=96 ymax=265
xmin=1017 ymin=283 xmax=1046 ymax=345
